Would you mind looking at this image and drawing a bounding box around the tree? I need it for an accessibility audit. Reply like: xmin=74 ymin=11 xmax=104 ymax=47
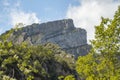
xmin=76 ymin=6 xmax=120 ymax=80
xmin=0 ymin=32 xmax=75 ymax=80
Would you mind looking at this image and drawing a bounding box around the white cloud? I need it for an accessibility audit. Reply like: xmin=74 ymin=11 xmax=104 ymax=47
xmin=10 ymin=10 xmax=40 ymax=27
xmin=2 ymin=0 xmax=40 ymax=27
xmin=66 ymin=0 xmax=120 ymax=43
xmin=2 ymin=0 xmax=20 ymax=7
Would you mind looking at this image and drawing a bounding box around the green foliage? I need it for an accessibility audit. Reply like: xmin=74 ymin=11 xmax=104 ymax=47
xmin=58 ymin=75 xmax=64 ymax=80
xmin=0 ymin=29 xmax=14 ymax=41
xmin=64 ymin=75 xmax=76 ymax=80
xmin=76 ymin=53 xmax=97 ymax=79
xmin=1 ymin=75 xmax=16 ymax=80
xmin=0 ymin=37 xmax=75 ymax=80
xmin=76 ymin=6 xmax=120 ymax=80
xmin=2 ymin=6 xmax=120 ymax=80
xmin=44 ymin=43 xmax=75 ymax=69
xmin=58 ymin=75 xmax=76 ymax=80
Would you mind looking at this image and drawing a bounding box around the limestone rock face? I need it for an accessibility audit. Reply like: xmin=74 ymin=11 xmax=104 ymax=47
xmin=10 ymin=19 xmax=90 ymax=57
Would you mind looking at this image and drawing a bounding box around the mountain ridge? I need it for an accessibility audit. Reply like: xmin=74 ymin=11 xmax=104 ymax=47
xmin=3 ymin=19 xmax=91 ymax=57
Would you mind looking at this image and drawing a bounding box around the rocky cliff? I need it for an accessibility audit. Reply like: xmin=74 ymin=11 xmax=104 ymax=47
xmin=9 ymin=19 xmax=91 ymax=57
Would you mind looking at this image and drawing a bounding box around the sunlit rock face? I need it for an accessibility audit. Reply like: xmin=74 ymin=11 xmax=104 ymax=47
xmin=10 ymin=19 xmax=91 ymax=57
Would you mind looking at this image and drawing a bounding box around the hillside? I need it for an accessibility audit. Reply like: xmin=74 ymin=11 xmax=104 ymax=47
xmin=0 ymin=4 xmax=120 ymax=80
xmin=4 ymin=19 xmax=91 ymax=58
xmin=0 ymin=19 xmax=84 ymax=80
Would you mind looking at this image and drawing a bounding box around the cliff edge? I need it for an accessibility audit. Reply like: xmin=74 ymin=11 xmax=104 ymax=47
xmin=9 ymin=19 xmax=91 ymax=57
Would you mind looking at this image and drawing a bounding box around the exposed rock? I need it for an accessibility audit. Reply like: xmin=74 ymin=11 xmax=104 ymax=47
xmin=9 ymin=19 xmax=91 ymax=57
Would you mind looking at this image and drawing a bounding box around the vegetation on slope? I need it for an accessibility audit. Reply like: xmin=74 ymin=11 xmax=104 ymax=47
xmin=0 ymin=28 xmax=76 ymax=80
xmin=0 ymin=6 xmax=120 ymax=80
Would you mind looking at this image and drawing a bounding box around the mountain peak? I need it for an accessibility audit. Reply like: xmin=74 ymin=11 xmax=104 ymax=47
xmin=8 ymin=19 xmax=90 ymax=57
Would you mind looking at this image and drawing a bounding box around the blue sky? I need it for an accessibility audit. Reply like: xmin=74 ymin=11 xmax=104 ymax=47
xmin=0 ymin=0 xmax=79 ymax=34
xmin=0 ymin=0 xmax=120 ymax=42
xmin=20 ymin=0 xmax=79 ymax=22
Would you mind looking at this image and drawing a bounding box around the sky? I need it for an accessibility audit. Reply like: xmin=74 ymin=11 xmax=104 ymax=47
xmin=0 ymin=0 xmax=120 ymax=43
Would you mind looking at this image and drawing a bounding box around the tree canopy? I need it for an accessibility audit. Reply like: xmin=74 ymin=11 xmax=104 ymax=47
xmin=76 ymin=6 xmax=120 ymax=80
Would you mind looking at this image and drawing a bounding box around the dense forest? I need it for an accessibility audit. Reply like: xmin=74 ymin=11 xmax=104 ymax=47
xmin=0 ymin=6 xmax=120 ymax=80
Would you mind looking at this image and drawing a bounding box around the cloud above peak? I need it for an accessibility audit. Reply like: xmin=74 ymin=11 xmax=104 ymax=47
xmin=66 ymin=0 xmax=120 ymax=43
xmin=2 ymin=0 xmax=40 ymax=27
xmin=10 ymin=10 xmax=40 ymax=27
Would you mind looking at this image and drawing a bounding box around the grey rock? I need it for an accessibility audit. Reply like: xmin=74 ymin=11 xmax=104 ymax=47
xmin=10 ymin=19 xmax=91 ymax=57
